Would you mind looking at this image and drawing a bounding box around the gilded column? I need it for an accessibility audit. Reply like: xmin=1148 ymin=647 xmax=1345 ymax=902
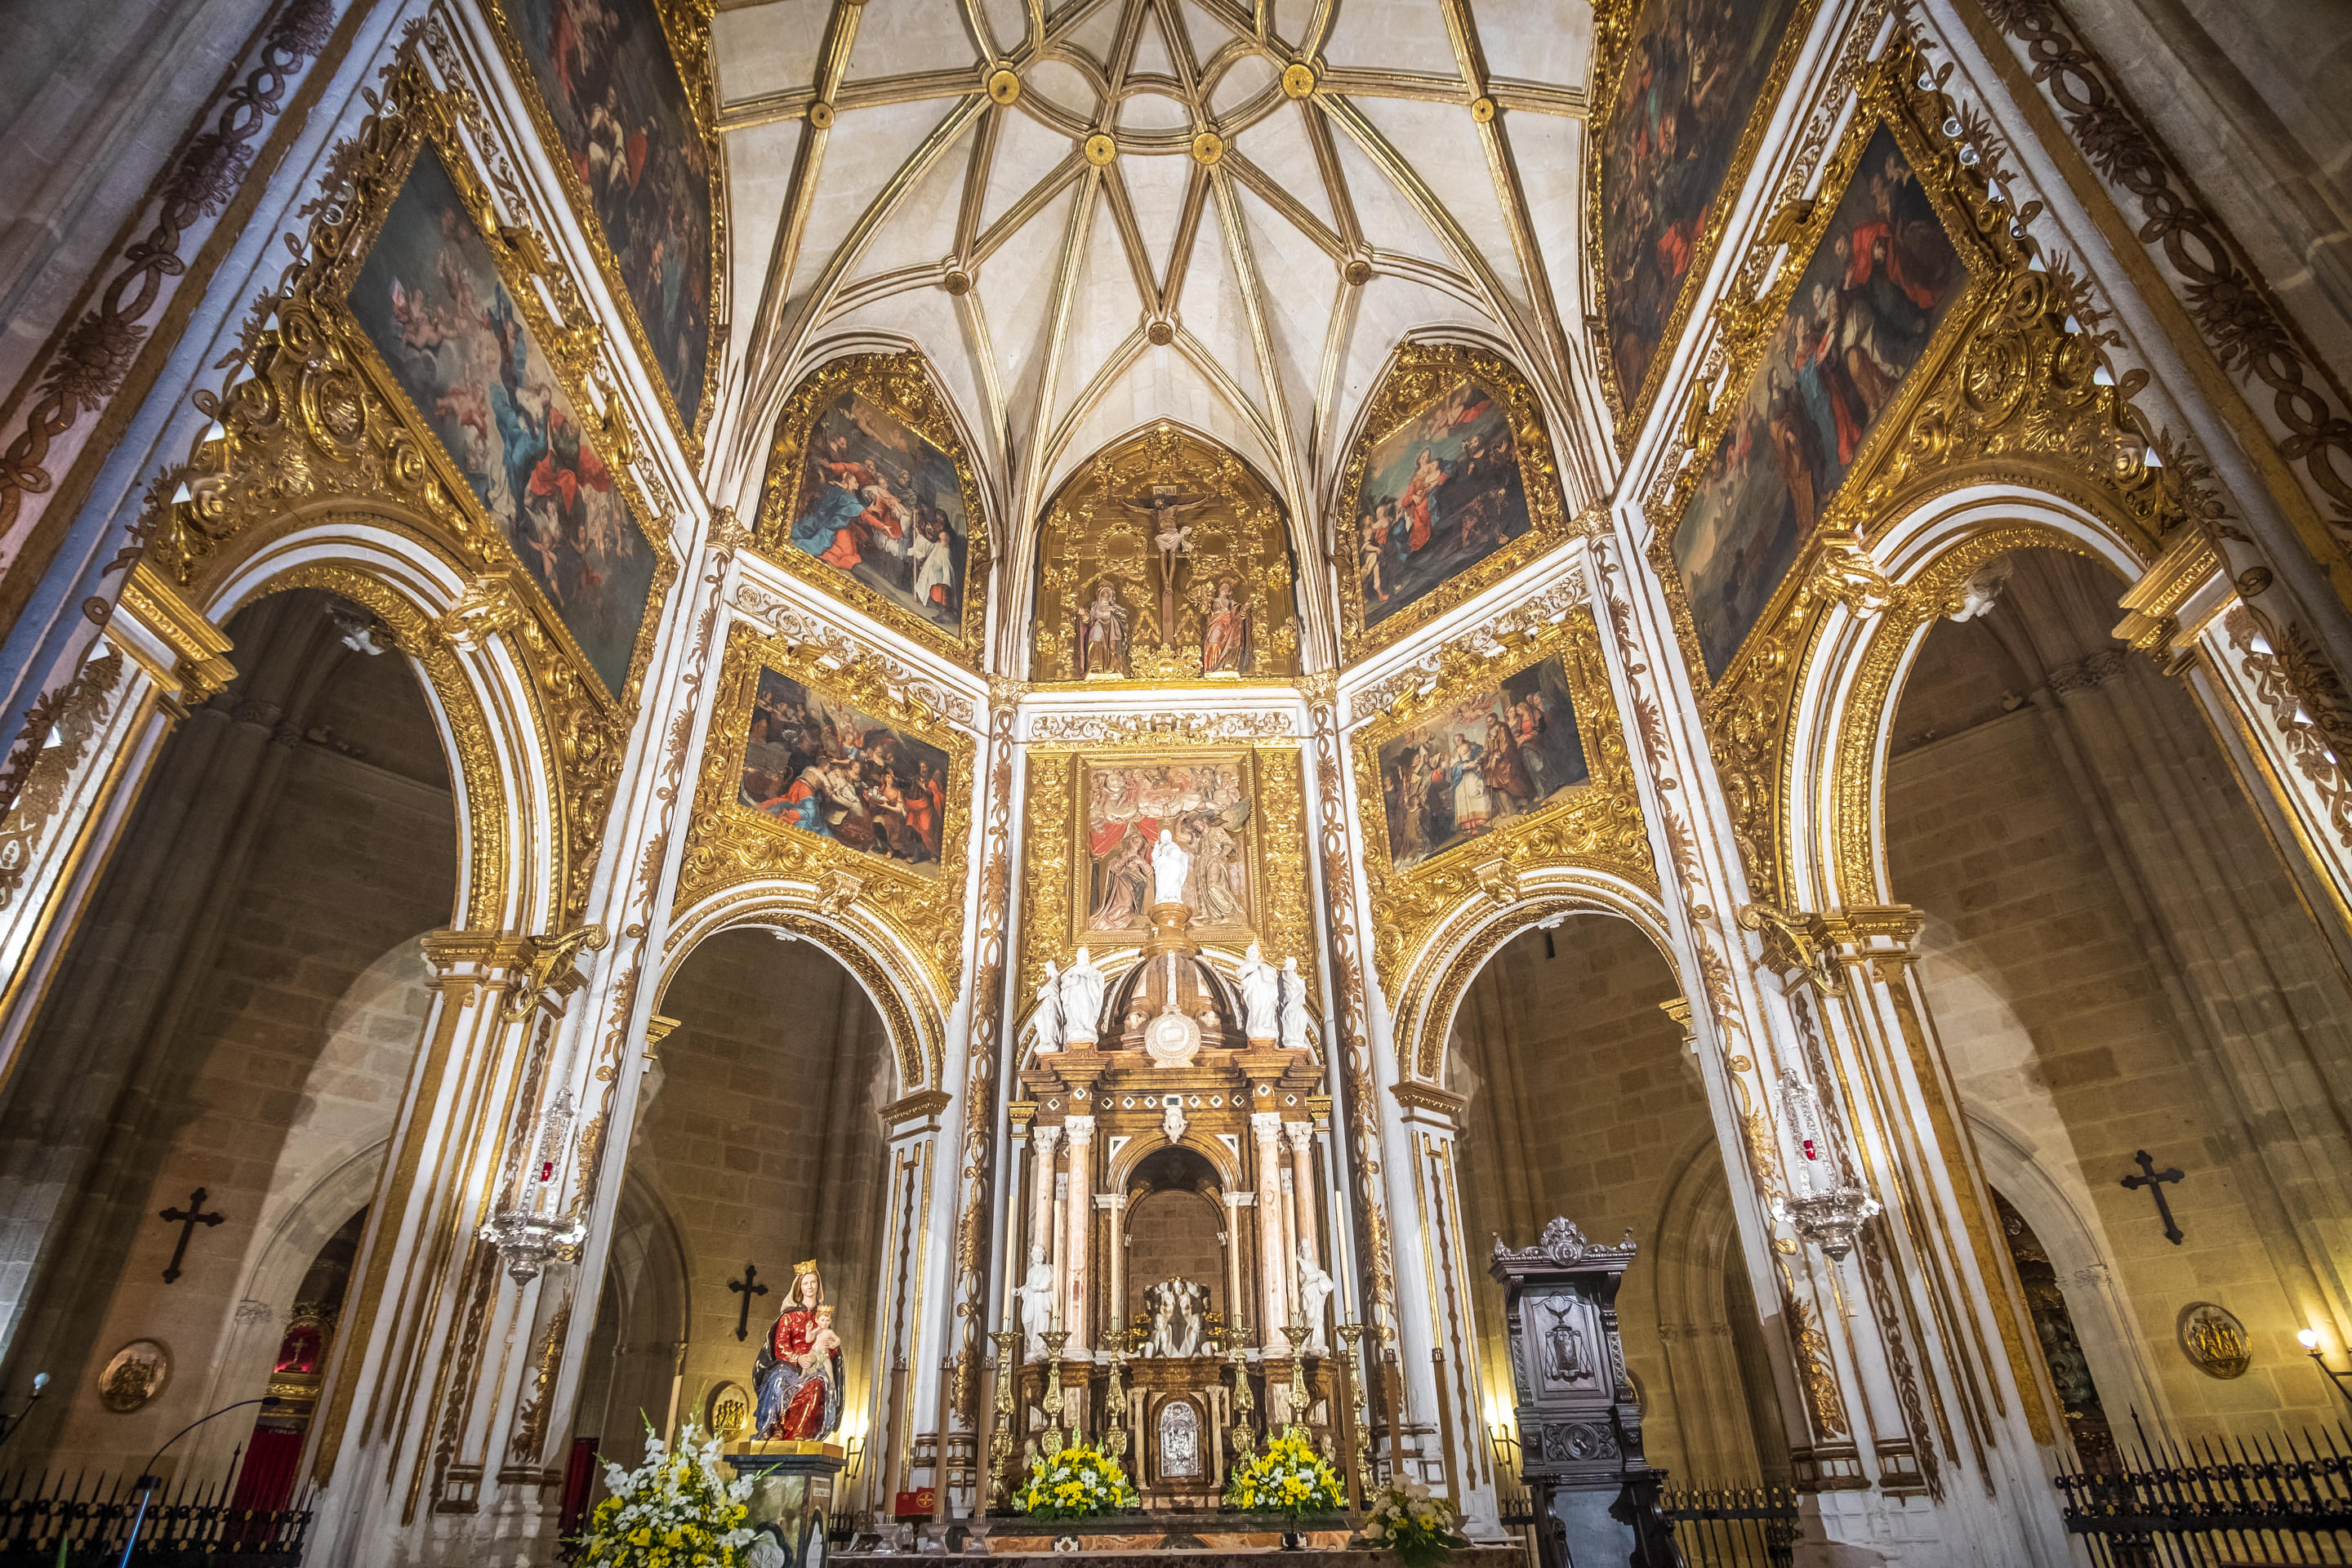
xmin=1251 ymin=1111 xmax=1288 ymax=1343
xmin=1062 ymin=1116 xmax=1096 ymax=1355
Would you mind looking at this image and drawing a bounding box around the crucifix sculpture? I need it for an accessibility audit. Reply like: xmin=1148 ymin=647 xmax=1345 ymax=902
xmin=2121 ymin=1150 xmax=2185 ymax=1245
xmin=158 ymin=1189 xmax=224 ymax=1284
xmin=1119 ymin=491 xmax=1209 ymax=644
xmin=729 ymin=1263 xmax=768 ymax=1343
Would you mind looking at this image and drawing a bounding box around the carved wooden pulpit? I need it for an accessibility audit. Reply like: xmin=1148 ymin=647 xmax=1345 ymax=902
xmin=1489 ymin=1219 xmax=1679 ymax=1568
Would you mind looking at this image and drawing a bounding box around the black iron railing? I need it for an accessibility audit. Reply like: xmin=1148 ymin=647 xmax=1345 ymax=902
xmin=0 ymin=1463 xmax=312 ymax=1565
xmin=2055 ymin=1423 xmax=2352 ymax=1566
xmin=1658 ymin=1484 xmax=1798 ymax=1568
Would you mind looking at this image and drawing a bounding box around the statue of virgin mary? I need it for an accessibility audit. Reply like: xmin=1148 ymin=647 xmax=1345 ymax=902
xmin=754 ymin=1259 xmax=844 ymax=1441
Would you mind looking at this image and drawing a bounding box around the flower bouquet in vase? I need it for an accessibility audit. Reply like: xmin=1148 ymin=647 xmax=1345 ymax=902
xmin=1013 ymin=1442 xmax=1140 ymax=1520
xmin=1223 ymin=1430 xmax=1346 ymax=1549
xmin=571 ymin=1417 xmax=758 ymax=1567
xmin=1357 ymin=1481 xmax=1470 ymax=1568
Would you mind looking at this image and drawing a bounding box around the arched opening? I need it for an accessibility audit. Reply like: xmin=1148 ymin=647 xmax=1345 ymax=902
xmin=0 ymin=588 xmax=460 ymax=1480
xmin=582 ymin=926 xmax=900 ymax=1490
xmin=1449 ymin=915 xmax=1791 ymax=1489
xmin=1882 ymin=544 xmax=2352 ymax=1438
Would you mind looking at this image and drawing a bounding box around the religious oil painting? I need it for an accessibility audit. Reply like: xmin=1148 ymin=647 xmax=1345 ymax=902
xmin=1353 ymin=378 xmax=1533 ymax=628
xmin=1599 ymin=0 xmax=1803 ymax=416
xmin=350 ymin=147 xmax=654 ymax=697
xmin=1672 ymin=125 xmax=1964 ymax=679
xmin=1081 ymin=755 xmax=1257 ymax=936
xmin=1375 ymin=656 xmax=1588 ymax=873
xmin=501 ymin=0 xmax=714 ymax=425
xmin=737 ymin=666 xmax=952 ymax=875
xmin=784 ymin=384 xmax=972 ymax=629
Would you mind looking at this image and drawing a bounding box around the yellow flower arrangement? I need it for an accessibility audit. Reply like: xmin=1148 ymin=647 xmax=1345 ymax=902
xmin=1013 ymin=1443 xmax=1139 ymax=1520
xmin=1223 ymin=1431 xmax=1345 ymax=1520
xmin=572 ymin=1417 xmax=757 ymax=1567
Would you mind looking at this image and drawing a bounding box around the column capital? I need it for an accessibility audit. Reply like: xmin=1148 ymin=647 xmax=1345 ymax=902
xmin=1250 ymin=1111 xmax=1285 ymax=1139
xmin=420 ymin=930 xmax=537 ymax=990
xmin=1818 ymin=904 xmax=1927 ymax=960
xmin=1063 ymin=1114 xmax=1097 ymax=1140
xmin=1283 ymin=1119 xmax=1317 ymax=1153
xmin=1032 ymin=1123 xmax=1062 ymax=1154
xmin=1386 ymin=1080 xmax=1466 ymax=1129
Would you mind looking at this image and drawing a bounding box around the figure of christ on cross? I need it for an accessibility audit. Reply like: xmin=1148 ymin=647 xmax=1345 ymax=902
xmin=1117 ymin=491 xmax=1212 ymax=644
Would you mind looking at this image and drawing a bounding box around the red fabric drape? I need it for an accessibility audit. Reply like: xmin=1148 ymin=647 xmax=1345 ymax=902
xmin=229 ymin=1426 xmax=305 ymax=1513
xmin=561 ymin=1437 xmax=599 ymax=1537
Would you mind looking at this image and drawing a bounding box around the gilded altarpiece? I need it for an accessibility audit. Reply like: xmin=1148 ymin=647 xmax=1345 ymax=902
xmin=137 ymin=53 xmax=678 ymax=927
xmin=676 ymin=623 xmax=976 ymax=1024
xmin=1334 ymin=345 xmax=1575 ymax=664
xmin=1031 ymin=427 xmax=1297 ymax=684
xmin=754 ymin=353 xmax=992 ymax=668
xmin=1018 ymin=742 xmax=1312 ymax=1026
xmin=1648 ymin=43 xmax=2185 ymax=906
xmin=1349 ymin=610 xmax=1652 ymax=1004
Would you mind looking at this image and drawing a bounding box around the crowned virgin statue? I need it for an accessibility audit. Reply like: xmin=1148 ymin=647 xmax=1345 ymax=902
xmin=754 ymin=1259 xmax=844 ymax=1441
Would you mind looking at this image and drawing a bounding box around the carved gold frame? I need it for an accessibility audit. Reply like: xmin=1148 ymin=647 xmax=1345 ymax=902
xmin=1333 ymin=342 xmax=1574 ymax=665
xmin=139 ymin=53 xmax=679 ymax=926
xmin=1584 ymin=0 xmax=1826 ymax=451
xmin=478 ymin=0 xmax=725 ymax=452
xmin=1646 ymin=47 xmax=2000 ymax=707
xmin=1016 ymin=742 xmax=1312 ymax=1023
xmin=1061 ymin=746 xmax=1267 ymax=950
xmin=1661 ymin=41 xmax=2182 ymax=906
xmin=1349 ymin=607 xmax=1652 ymax=993
xmin=675 ymin=621 xmax=976 ymax=1004
xmin=752 ymin=351 xmax=994 ymax=669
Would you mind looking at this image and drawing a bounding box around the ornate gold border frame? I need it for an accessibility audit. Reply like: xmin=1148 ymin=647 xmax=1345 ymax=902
xmin=675 ymin=621 xmax=976 ymax=1004
xmin=1646 ymin=49 xmax=1998 ymax=708
xmin=1348 ymin=607 xmax=1652 ymax=991
xmin=1062 ymin=746 xmax=1266 ymax=950
xmin=1584 ymin=0 xmax=1826 ymax=452
xmin=752 ymin=352 xmax=994 ymax=669
xmin=1333 ymin=343 xmax=1573 ymax=665
xmin=1662 ymin=41 xmax=2181 ymax=906
xmin=478 ymin=0 xmax=725 ymax=452
xmin=1015 ymin=742 xmax=1312 ymax=1023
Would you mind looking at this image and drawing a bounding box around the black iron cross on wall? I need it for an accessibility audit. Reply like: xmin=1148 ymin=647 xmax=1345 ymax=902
xmin=2122 ymin=1151 xmax=2185 ymax=1245
xmin=729 ymin=1263 xmax=768 ymax=1343
xmin=158 ymin=1188 xmax=224 ymax=1283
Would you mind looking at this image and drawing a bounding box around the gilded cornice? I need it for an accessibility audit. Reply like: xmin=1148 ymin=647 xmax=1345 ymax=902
xmin=1344 ymin=562 xmax=1588 ymax=728
xmin=728 ymin=577 xmax=981 ymax=730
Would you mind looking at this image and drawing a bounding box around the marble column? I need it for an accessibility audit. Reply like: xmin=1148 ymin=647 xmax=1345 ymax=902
xmin=1223 ymin=1191 xmax=1249 ymax=1343
xmin=1285 ymin=1120 xmax=1322 ymax=1272
xmin=1105 ymin=1192 xmax=1128 ymax=1351
xmin=1062 ymin=1116 xmax=1095 ymax=1355
xmin=1251 ymin=1112 xmax=1288 ymax=1344
xmin=1029 ymin=1125 xmax=1062 ymax=1274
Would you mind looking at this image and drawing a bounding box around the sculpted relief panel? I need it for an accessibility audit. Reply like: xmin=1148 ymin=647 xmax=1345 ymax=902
xmin=1031 ymin=425 xmax=1297 ymax=684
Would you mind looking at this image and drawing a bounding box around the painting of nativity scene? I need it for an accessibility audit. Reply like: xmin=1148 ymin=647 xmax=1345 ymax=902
xmin=350 ymin=148 xmax=653 ymax=696
xmin=1377 ymin=657 xmax=1589 ymax=873
xmin=737 ymin=666 xmax=952 ymax=874
xmin=784 ymin=386 xmax=972 ymax=629
xmin=1671 ymin=125 xmax=1965 ymax=679
xmin=1084 ymin=760 xmax=1255 ymax=934
xmin=1354 ymin=379 xmax=1533 ymax=627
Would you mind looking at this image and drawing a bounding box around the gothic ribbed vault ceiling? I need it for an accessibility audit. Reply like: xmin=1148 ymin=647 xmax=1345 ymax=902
xmin=710 ymin=0 xmax=1606 ymax=537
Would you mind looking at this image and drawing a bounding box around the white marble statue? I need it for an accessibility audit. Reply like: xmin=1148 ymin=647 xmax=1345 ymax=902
xmin=1277 ymin=956 xmax=1312 ymax=1053
xmin=1296 ymin=1246 xmax=1334 ymax=1352
xmin=1146 ymin=1279 xmax=1207 ymax=1358
xmin=1238 ymin=942 xmax=1280 ymax=1040
xmin=1060 ymin=947 xmax=1105 ymax=1046
xmin=1162 ymin=1094 xmax=1187 ymax=1143
xmin=1025 ymin=958 xmax=1063 ymax=1056
xmin=1015 ymin=1245 xmax=1058 ymax=1361
xmin=1151 ymin=825 xmax=1192 ymax=908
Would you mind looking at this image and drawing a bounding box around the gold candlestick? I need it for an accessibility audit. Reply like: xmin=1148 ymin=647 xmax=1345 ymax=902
xmin=1283 ymin=1322 xmax=1312 ymax=1437
xmin=1337 ymin=1321 xmax=1373 ymax=1503
xmin=1040 ymin=1330 xmax=1070 ymax=1457
xmin=1227 ymin=1338 xmax=1256 ymax=1461
xmin=1104 ymin=1349 xmax=1130 ymax=1460
xmin=989 ymin=1330 xmax=1020 ymax=1508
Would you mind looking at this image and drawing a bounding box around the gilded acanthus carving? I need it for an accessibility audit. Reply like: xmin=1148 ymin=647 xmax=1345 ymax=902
xmin=1351 ymin=608 xmax=1652 ymax=996
xmin=1022 ymin=709 xmax=1295 ymax=746
xmin=728 ymin=580 xmax=978 ymax=728
xmin=1345 ymin=564 xmax=1590 ymax=726
xmin=2225 ymin=603 xmax=2352 ymax=849
xmin=674 ymin=623 xmax=974 ymax=1012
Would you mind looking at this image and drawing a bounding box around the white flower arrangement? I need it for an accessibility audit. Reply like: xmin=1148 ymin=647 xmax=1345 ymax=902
xmin=1357 ymin=1479 xmax=1468 ymax=1568
xmin=574 ymin=1417 xmax=760 ymax=1568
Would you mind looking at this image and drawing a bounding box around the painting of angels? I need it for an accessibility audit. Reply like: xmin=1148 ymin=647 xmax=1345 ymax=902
xmin=505 ymin=0 xmax=713 ymax=423
xmin=786 ymin=385 xmax=972 ymax=627
xmin=1083 ymin=760 xmax=1254 ymax=933
xmin=1355 ymin=379 xmax=1532 ymax=627
xmin=1376 ymin=657 xmax=1588 ymax=873
xmin=350 ymin=148 xmax=653 ymax=696
xmin=1672 ymin=127 xmax=1963 ymax=678
xmin=737 ymin=666 xmax=951 ymax=874
xmin=1600 ymin=0 xmax=1802 ymax=413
